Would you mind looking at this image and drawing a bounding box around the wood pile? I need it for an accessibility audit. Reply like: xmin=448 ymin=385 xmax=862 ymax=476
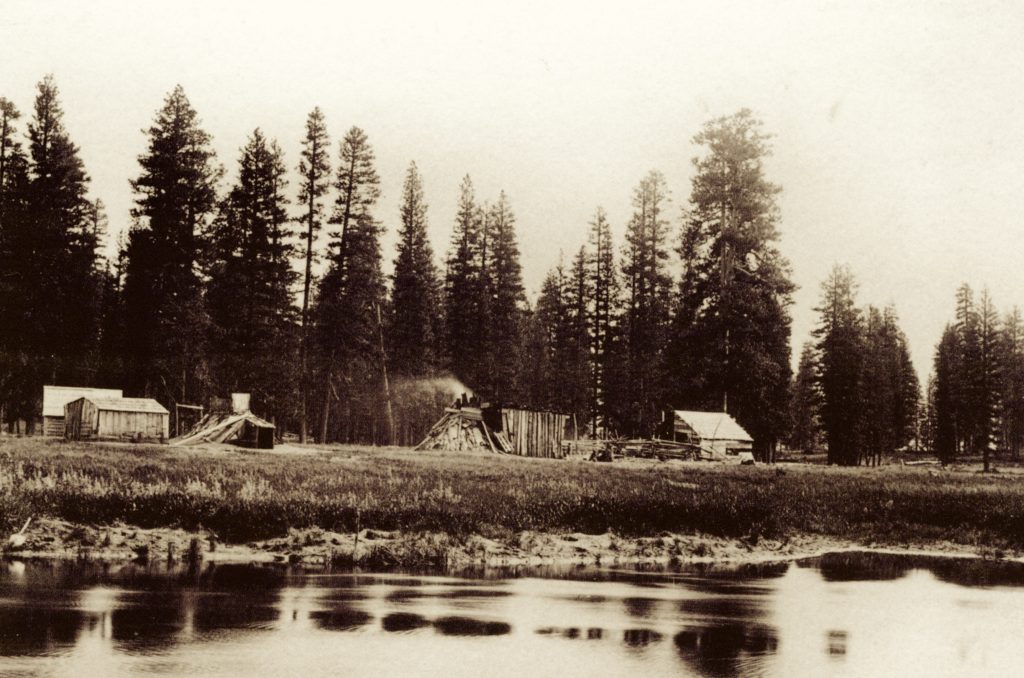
xmin=583 ymin=438 xmax=706 ymax=462
xmin=579 ymin=438 xmax=757 ymax=464
xmin=416 ymin=407 xmax=512 ymax=454
xmin=417 ymin=403 xmax=567 ymax=458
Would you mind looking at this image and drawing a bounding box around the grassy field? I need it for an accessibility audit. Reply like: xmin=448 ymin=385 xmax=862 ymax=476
xmin=1 ymin=437 xmax=1024 ymax=552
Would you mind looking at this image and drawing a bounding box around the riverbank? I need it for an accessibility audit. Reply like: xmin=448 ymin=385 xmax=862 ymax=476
xmin=2 ymin=437 xmax=1024 ymax=567
xmin=4 ymin=515 xmax=1006 ymax=570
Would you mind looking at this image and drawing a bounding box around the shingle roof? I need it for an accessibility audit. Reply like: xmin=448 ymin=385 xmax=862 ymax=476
xmin=673 ymin=410 xmax=753 ymax=442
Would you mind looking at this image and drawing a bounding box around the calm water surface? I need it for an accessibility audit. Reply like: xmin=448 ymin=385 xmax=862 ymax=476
xmin=2 ymin=553 xmax=1024 ymax=677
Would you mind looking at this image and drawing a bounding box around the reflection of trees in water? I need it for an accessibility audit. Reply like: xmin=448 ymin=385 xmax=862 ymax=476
xmin=386 ymin=588 xmax=426 ymax=603
xmin=827 ymin=630 xmax=847 ymax=658
xmin=811 ymin=553 xmax=911 ymax=582
xmin=623 ymin=628 xmax=663 ymax=648
xmin=309 ymin=605 xmax=372 ymax=631
xmin=200 ymin=563 xmax=286 ymax=591
xmin=623 ymin=596 xmax=656 ymax=619
xmin=922 ymin=557 xmax=1024 ymax=588
xmin=111 ymin=592 xmax=186 ymax=650
xmin=0 ymin=607 xmax=84 ymax=655
xmin=673 ymin=624 xmax=778 ymax=677
xmin=678 ymin=595 xmax=767 ymax=621
xmin=193 ymin=593 xmax=279 ymax=632
xmin=433 ymin=616 xmax=511 ymax=636
xmin=809 ymin=551 xmax=1024 ymax=587
xmin=381 ymin=612 xmax=430 ymax=632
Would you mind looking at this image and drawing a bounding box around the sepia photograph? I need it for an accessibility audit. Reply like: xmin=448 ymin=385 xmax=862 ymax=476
xmin=2 ymin=0 xmax=1024 ymax=675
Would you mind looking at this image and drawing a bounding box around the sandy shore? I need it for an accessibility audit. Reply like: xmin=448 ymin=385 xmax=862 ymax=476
xmin=3 ymin=517 xmax=1015 ymax=570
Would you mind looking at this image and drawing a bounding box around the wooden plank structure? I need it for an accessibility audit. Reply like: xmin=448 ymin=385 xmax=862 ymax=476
xmin=499 ymin=408 xmax=567 ymax=459
xmin=42 ymin=385 xmax=123 ymax=437
xmin=169 ymin=393 xmax=275 ymax=449
xmin=418 ymin=402 xmax=567 ymax=459
xmin=64 ymin=396 xmax=169 ymax=443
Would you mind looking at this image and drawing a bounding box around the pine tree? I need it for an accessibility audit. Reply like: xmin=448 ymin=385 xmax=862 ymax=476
xmin=207 ymin=129 xmax=297 ymax=427
xmin=976 ymin=288 xmax=1000 ymax=470
xmin=922 ymin=374 xmax=937 ymax=453
xmin=391 ymin=161 xmax=441 ymax=376
xmin=444 ymin=175 xmax=486 ymax=389
xmin=313 ymin=126 xmax=384 ymax=442
xmin=123 ymin=85 xmax=221 ymax=408
xmin=788 ymin=342 xmax=822 ymax=454
xmin=889 ymin=307 xmax=921 ymax=452
xmin=934 ymin=325 xmax=959 ymax=464
xmin=953 ymin=284 xmax=981 ymax=455
xmin=481 ymin=191 xmax=526 ymax=402
xmin=295 ymin=107 xmax=331 ymax=443
xmin=26 ymin=75 xmax=100 ymax=386
xmin=530 ymin=262 xmax=568 ymax=410
xmin=587 ymin=207 xmax=619 ymax=435
xmin=0 ymin=97 xmax=23 ymax=212
xmin=813 ymin=265 xmax=864 ymax=466
xmin=563 ymin=246 xmax=593 ymax=427
xmin=668 ymin=110 xmax=794 ymax=460
xmin=999 ymin=307 xmax=1024 ymax=460
xmin=0 ymin=95 xmax=31 ymax=426
xmin=858 ymin=306 xmax=920 ymax=465
xmin=616 ymin=170 xmax=672 ymax=436
xmin=529 ymin=251 xmax=592 ymax=422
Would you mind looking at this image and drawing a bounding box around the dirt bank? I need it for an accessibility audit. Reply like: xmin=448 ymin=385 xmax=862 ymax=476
xmin=3 ymin=517 xmax=1014 ymax=570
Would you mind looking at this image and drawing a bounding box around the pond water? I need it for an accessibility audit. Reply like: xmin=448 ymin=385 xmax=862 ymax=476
xmin=2 ymin=552 xmax=1024 ymax=677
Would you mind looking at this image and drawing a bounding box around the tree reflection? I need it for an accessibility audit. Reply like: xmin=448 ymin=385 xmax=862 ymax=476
xmin=674 ymin=624 xmax=778 ymax=677
xmin=0 ymin=607 xmax=83 ymax=656
xmin=433 ymin=616 xmax=511 ymax=636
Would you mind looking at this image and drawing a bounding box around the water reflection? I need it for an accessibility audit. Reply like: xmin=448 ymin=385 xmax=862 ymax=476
xmin=0 ymin=607 xmax=83 ymax=656
xmin=827 ymin=629 xmax=848 ymax=657
xmin=2 ymin=553 xmax=1024 ymax=677
xmin=433 ymin=616 xmax=511 ymax=636
xmin=381 ymin=612 xmax=430 ymax=632
xmin=111 ymin=592 xmax=187 ymax=650
xmin=192 ymin=594 xmax=279 ymax=632
xmin=309 ymin=605 xmax=372 ymax=631
xmin=623 ymin=628 xmax=663 ymax=647
xmin=674 ymin=624 xmax=778 ymax=677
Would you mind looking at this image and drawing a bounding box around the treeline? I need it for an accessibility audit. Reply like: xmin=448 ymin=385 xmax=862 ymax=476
xmin=928 ymin=284 xmax=1024 ymax=468
xmin=0 ymin=78 xmax=796 ymax=455
xmin=788 ymin=265 xmax=920 ymax=466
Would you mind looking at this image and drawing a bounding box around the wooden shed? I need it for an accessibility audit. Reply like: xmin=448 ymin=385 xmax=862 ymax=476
xmin=64 ymin=397 xmax=169 ymax=443
xmin=670 ymin=410 xmax=753 ymax=460
xmin=42 ymin=385 xmax=123 ymax=437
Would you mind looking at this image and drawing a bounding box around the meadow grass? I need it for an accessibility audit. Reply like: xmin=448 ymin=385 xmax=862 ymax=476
xmin=1 ymin=437 xmax=1024 ymax=550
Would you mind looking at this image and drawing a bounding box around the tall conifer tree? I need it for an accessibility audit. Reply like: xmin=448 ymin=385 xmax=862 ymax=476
xmin=313 ymin=126 xmax=384 ymax=442
xmin=615 ymin=171 xmax=672 ymax=436
xmin=444 ymin=176 xmax=485 ymax=388
xmin=391 ymin=161 xmax=440 ymax=376
xmin=813 ymin=265 xmax=863 ymax=466
xmin=788 ymin=342 xmax=822 ymax=454
xmin=481 ymin=191 xmax=526 ymax=401
xmin=207 ymin=129 xmax=297 ymax=426
xmin=295 ymin=107 xmax=331 ymax=443
xmin=123 ymin=85 xmax=221 ymax=406
xmin=587 ymin=207 xmax=619 ymax=435
xmin=668 ymin=110 xmax=794 ymax=460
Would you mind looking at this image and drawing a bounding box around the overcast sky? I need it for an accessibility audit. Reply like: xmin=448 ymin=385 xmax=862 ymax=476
xmin=3 ymin=0 xmax=1023 ymax=379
